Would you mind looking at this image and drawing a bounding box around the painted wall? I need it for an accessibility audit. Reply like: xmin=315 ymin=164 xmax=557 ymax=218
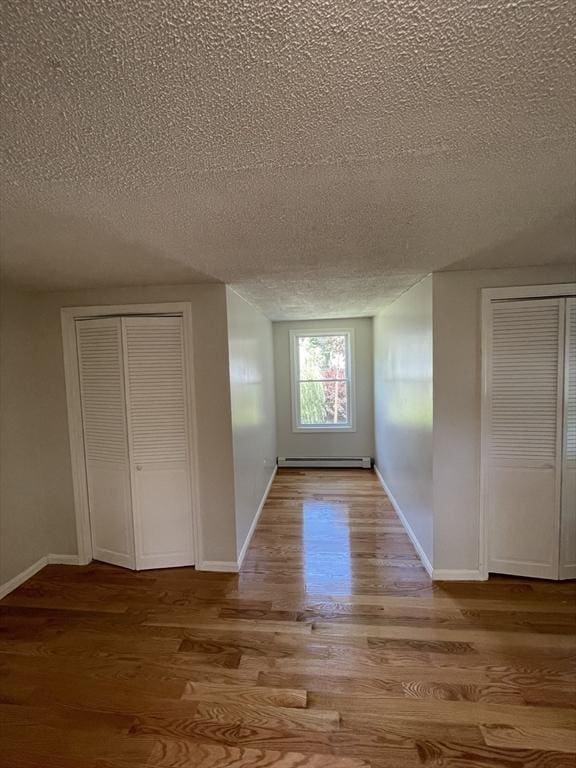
xmin=273 ymin=317 xmax=374 ymax=458
xmin=34 ymin=284 xmax=238 ymax=565
xmin=373 ymin=277 xmax=433 ymax=566
xmin=226 ymin=289 xmax=276 ymax=560
xmin=433 ymin=264 xmax=576 ymax=573
xmin=0 ymin=286 xmax=49 ymax=584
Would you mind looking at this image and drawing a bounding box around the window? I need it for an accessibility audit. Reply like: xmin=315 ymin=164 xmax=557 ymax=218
xmin=290 ymin=330 xmax=355 ymax=431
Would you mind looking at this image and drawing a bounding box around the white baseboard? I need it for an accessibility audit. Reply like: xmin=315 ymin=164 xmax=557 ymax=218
xmin=0 ymin=556 xmax=47 ymax=600
xmin=374 ymin=465 xmax=434 ymax=578
xmin=197 ymin=465 xmax=278 ymax=574
xmin=237 ymin=466 xmax=277 ymax=568
xmin=0 ymin=552 xmax=85 ymax=601
xmin=196 ymin=560 xmax=239 ymax=573
xmin=47 ymin=553 xmax=81 ymax=565
xmin=432 ymin=569 xmax=484 ymax=581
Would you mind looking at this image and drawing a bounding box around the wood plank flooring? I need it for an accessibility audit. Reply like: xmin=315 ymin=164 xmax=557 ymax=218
xmin=1 ymin=468 xmax=575 ymax=767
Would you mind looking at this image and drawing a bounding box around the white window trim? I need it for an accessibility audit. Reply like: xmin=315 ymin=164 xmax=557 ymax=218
xmin=289 ymin=328 xmax=356 ymax=433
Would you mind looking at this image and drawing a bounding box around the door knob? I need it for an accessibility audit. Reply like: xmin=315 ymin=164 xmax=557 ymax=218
xmin=136 ymin=465 xmax=143 ymax=471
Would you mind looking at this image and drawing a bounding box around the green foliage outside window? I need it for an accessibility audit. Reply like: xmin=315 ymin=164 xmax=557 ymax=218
xmin=298 ymin=334 xmax=348 ymax=425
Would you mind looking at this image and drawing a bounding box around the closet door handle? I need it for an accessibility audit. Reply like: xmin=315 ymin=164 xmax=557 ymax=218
xmin=136 ymin=465 xmax=143 ymax=471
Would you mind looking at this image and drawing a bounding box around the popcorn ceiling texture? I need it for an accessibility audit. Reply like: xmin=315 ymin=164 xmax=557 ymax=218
xmin=1 ymin=0 xmax=574 ymax=319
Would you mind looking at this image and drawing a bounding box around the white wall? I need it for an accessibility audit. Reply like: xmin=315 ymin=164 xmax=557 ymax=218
xmin=373 ymin=277 xmax=433 ymax=566
xmin=433 ymin=265 xmax=576 ymax=573
xmin=273 ymin=317 xmax=374 ymax=458
xmin=226 ymin=289 xmax=276 ymax=560
xmin=0 ymin=286 xmax=49 ymax=584
xmin=34 ymin=284 xmax=238 ymax=565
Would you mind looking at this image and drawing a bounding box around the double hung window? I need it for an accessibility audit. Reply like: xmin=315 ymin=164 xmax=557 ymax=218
xmin=290 ymin=330 xmax=355 ymax=432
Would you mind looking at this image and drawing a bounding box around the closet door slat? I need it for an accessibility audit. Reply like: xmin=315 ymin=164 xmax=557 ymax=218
xmin=77 ymin=320 xmax=129 ymax=464
xmin=122 ymin=316 xmax=194 ymax=570
xmin=560 ymin=297 xmax=576 ymax=579
xmin=564 ymin=299 xmax=576 ymax=462
xmin=490 ymin=302 xmax=560 ymax=465
xmin=76 ymin=318 xmax=135 ymax=569
xmin=123 ymin=319 xmax=188 ymax=465
xmin=487 ymin=298 xmax=562 ymax=580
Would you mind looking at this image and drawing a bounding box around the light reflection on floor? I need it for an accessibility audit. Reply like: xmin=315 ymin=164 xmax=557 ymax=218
xmin=302 ymin=499 xmax=352 ymax=593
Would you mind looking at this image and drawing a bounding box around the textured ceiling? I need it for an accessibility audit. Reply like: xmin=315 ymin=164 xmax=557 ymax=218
xmin=1 ymin=0 xmax=574 ymax=319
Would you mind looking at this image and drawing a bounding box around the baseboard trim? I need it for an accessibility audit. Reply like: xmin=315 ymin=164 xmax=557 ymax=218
xmin=432 ymin=569 xmax=484 ymax=581
xmin=197 ymin=464 xmax=278 ymax=575
xmin=47 ymin=554 xmax=81 ymax=565
xmin=237 ymin=465 xmax=277 ymax=568
xmin=196 ymin=560 xmax=239 ymax=573
xmin=374 ymin=465 xmax=434 ymax=578
xmin=0 ymin=556 xmax=47 ymax=600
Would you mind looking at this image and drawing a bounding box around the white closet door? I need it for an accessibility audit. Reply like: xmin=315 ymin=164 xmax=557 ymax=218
xmin=487 ymin=298 xmax=563 ymax=579
xmin=560 ymin=297 xmax=576 ymax=579
xmin=76 ymin=318 xmax=135 ymax=569
xmin=122 ymin=317 xmax=194 ymax=570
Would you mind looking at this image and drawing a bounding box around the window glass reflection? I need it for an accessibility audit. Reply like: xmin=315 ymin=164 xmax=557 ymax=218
xmin=303 ymin=500 xmax=352 ymax=593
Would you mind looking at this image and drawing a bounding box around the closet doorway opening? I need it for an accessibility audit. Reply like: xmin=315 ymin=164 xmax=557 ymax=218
xmin=61 ymin=303 xmax=201 ymax=570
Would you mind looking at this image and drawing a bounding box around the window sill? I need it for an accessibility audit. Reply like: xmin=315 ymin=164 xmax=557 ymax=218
xmin=292 ymin=425 xmax=356 ymax=434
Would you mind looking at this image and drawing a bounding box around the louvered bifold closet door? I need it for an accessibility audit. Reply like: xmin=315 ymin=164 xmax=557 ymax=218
xmin=487 ymin=298 xmax=564 ymax=579
xmin=122 ymin=317 xmax=194 ymax=570
xmin=560 ymin=298 xmax=576 ymax=579
xmin=76 ymin=318 xmax=136 ymax=569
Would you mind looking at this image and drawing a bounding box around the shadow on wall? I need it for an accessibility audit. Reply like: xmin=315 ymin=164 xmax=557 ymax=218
xmin=0 ymin=205 xmax=218 ymax=289
xmin=441 ymin=209 xmax=576 ymax=273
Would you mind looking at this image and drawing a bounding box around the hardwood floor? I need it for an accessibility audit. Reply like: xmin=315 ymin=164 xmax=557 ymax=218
xmin=1 ymin=468 xmax=575 ymax=767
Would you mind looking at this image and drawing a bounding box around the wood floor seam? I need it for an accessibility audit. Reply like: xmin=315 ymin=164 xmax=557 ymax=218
xmin=1 ymin=468 xmax=574 ymax=767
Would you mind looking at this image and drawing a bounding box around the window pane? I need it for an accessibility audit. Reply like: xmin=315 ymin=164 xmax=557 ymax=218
xmin=298 ymin=334 xmax=347 ymax=381
xmin=299 ymin=381 xmax=348 ymax=425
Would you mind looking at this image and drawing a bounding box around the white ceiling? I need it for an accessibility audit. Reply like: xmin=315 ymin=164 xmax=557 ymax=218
xmin=1 ymin=0 xmax=574 ymax=320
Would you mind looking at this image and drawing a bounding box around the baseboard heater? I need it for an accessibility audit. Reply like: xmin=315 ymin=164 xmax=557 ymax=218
xmin=278 ymin=456 xmax=372 ymax=469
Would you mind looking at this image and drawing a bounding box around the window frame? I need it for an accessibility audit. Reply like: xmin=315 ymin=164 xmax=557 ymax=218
xmin=289 ymin=328 xmax=356 ymax=433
